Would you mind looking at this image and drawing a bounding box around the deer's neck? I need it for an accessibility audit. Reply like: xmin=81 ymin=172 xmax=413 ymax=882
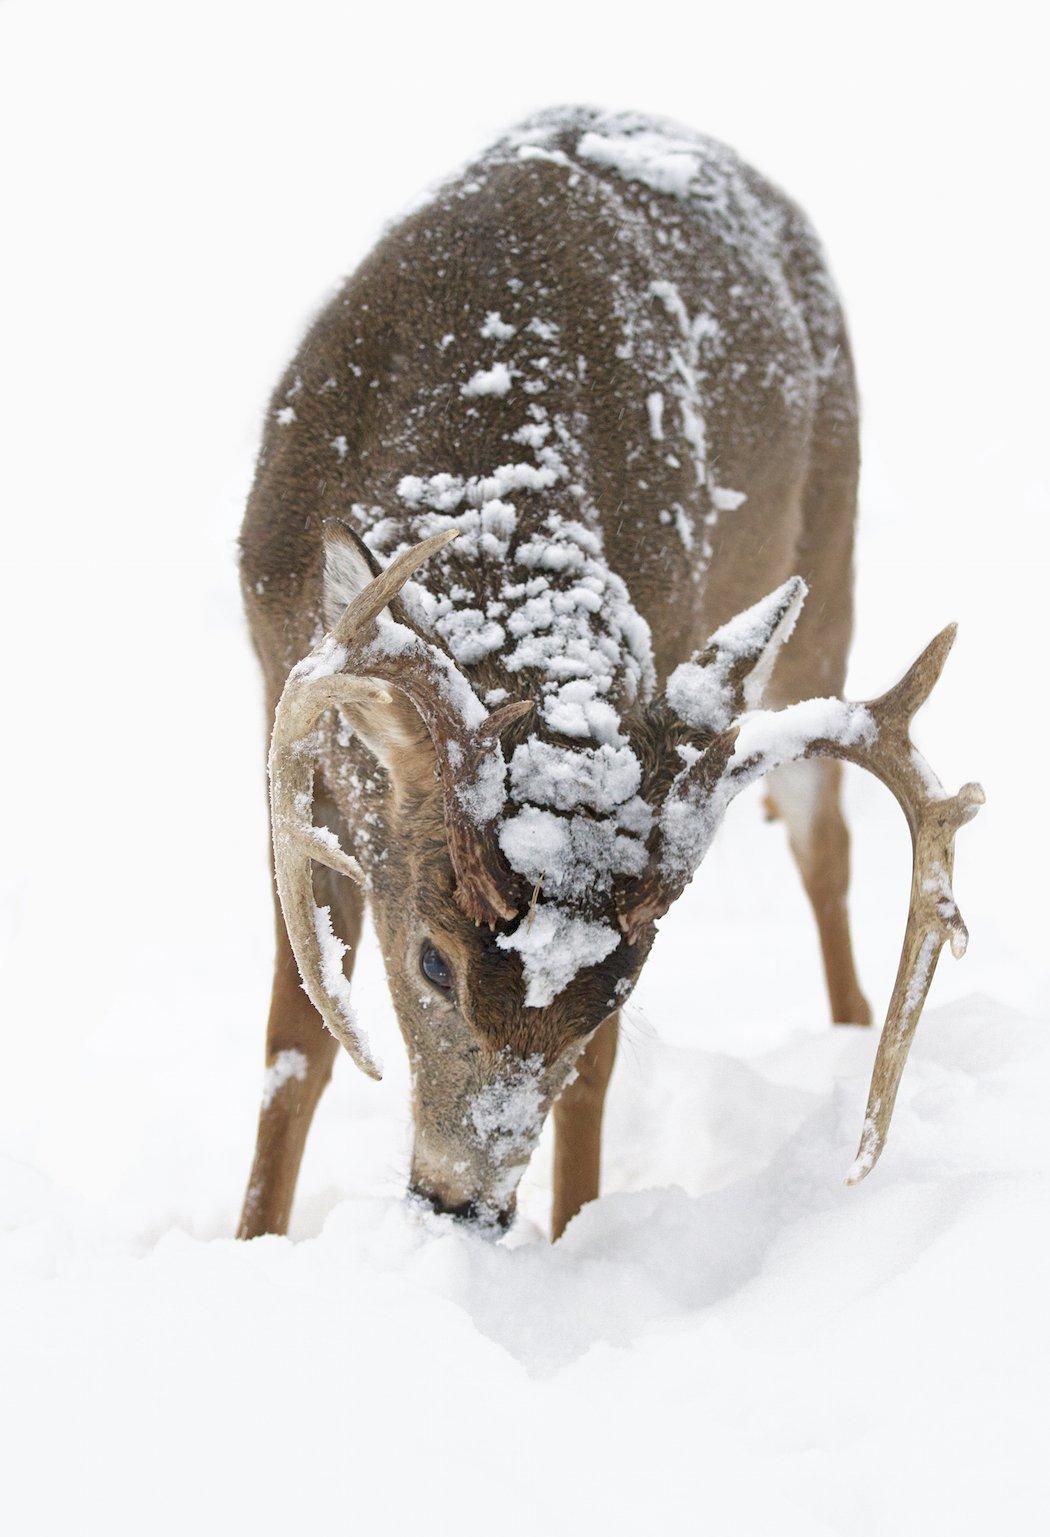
xmin=356 ymin=404 xmax=656 ymax=752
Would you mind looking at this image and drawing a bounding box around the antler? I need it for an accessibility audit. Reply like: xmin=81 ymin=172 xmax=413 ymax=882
xmin=269 ymin=529 xmax=530 ymax=1076
xmin=625 ymin=622 xmax=984 ymax=1182
xmin=270 ymin=670 xmax=389 ymax=1078
xmin=800 ymin=628 xmax=983 ymax=1182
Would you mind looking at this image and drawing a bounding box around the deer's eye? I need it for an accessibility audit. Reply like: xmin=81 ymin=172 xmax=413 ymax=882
xmin=420 ymin=943 xmax=454 ymax=994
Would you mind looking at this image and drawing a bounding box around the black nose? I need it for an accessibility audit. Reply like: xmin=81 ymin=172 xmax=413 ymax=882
xmin=408 ymin=1186 xmax=514 ymax=1231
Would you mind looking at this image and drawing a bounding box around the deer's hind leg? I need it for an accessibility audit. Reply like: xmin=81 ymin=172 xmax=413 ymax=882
xmin=765 ymin=757 xmax=871 ymax=1025
xmin=237 ymin=797 xmax=362 ymax=1239
xmin=765 ymin=366 xmax=872 ymax=1027
xmin=551 ymin=1012 xmax=619 ymax=1241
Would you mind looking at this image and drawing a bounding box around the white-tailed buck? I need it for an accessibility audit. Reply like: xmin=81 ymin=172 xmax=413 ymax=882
xmin=237 ymin=107 xmax=982 ymax=1241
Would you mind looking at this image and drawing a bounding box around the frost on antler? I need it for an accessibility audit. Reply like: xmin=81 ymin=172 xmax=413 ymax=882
xmin=664 ymin=576 xmax=807 ymax=732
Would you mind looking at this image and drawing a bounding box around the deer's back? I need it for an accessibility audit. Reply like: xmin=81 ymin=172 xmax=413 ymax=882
xmin=241 ymin=107 xmax=856 ymax=697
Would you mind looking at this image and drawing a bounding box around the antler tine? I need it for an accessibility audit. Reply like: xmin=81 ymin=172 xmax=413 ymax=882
xmin=476 ymin=698 xmax=534 ymax=741
xmin=268 ymin=672 xmax=390 ymax=1079
xmin=875 ymin=622 xmax=957 ymax=728
xmin=331 ymin=528 xmax=460 ymax=644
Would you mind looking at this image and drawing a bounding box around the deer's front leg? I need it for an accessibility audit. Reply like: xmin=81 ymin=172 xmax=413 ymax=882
xmin=551 ymin=1012 xmax=619 ymax=1241
xmin=237 ymin=874 xmax=363 ymax=1239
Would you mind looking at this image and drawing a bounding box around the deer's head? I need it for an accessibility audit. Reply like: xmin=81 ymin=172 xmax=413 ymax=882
xmin=270 ymin=526 xmax=982 ymax=1228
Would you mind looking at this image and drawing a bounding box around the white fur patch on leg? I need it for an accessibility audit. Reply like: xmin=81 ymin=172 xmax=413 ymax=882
xmin=766 ymin=759 xmax=824 ymax=852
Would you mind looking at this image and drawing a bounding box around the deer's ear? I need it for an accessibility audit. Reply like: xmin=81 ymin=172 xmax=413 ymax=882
xmin=323 ymin=518 xmax=389 ymax=629
xmin=665 ymin=577 xmax=807 ymax=731
xmin=320 ymin=519 xmax=432 ymax=777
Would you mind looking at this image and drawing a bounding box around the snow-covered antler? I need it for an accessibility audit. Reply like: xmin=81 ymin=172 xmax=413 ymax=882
xmin=269 ymin=529 xmax=531 ymax=1077
xmin=269 ymin=669 xmax=388 ymax=1078
xmin=623 ymin=613 xmax=984 ymax=1182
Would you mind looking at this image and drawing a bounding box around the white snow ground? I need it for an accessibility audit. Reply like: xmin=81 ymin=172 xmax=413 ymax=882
xmin=1 ymin=4 xmax=1047 ymax=1534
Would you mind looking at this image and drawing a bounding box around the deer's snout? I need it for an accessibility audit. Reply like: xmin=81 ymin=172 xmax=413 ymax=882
xmin=408 ymin=1183 xmax=516 ymax=1232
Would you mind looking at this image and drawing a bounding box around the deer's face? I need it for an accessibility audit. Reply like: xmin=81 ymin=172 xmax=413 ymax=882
xmin=368 ymin=783 xmax=651 ymax=1227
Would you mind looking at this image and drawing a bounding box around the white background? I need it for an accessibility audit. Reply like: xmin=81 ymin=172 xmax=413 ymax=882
xmin=1 ymin=3 xmax=1047 ymax=1533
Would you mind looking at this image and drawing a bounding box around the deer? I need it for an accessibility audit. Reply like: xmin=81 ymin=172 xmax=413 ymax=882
xmin=236 ymin=107 xmax=982 ymax=1242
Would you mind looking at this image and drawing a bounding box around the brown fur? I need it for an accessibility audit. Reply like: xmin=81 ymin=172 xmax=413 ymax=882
xmin=236 ymin=109 xmax=871 ymax=1239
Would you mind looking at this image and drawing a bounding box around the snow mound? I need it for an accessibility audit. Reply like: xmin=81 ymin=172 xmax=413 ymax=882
xmin=1 ymin=986 xmax=1046 ymax=1535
